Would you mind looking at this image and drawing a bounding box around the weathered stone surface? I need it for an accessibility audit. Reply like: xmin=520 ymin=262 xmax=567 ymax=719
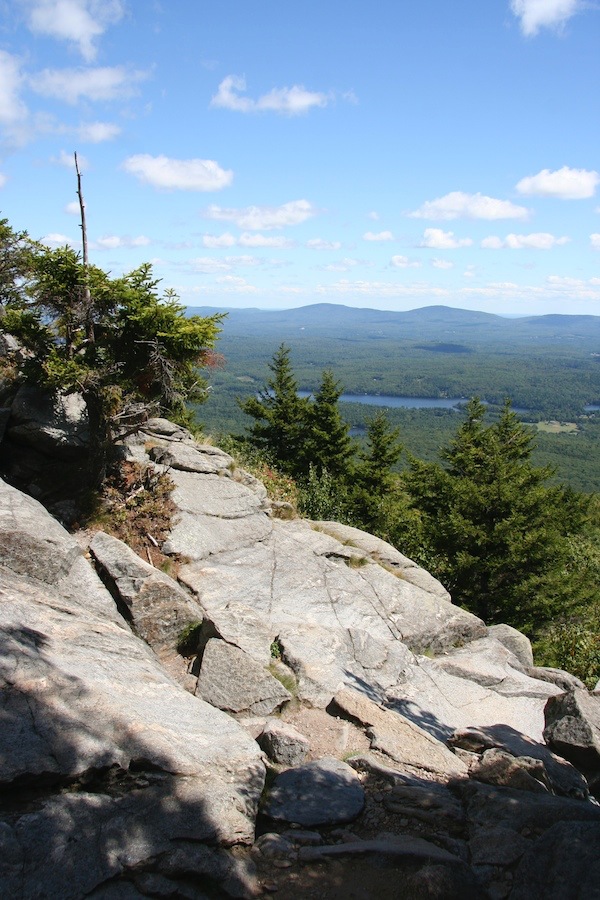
xmin=258 ymin=720 xmax=310 ymax=766
xmin=6 ymin=384 xmax=90 ymax=459
xmin=0 ymin=477 xmax=264 ymax=896
xmin=196 ymin=638 xmax=291 ymax=715
xmin=332 ymin=686 xmax=467 ymax=778
xmin=510 ymin=821 xmax=600 ymax=900
xmin=313 ymin=521 xmax=452 ymax=601
xmin=469 ymin=825 xmax=529 ymax=867
xmin=162 ymin=469 xmax=272 ymax=560
xmin=527 ymin=665 xmax=587 ymax=692
xmin=388 ymin=644 xmax=561 ymax=743
xmin=487 ymin=623 xmax=533 ymax=668
xmin=449 ymin=724 xmax=589 ymax=799
xmin=89 ymin=530 xmax=205 ymax=689
xmin=263 ymin=758 xmax=365 ymax=826
xmin=459 ymin=780 xmax=600 ymax=835
xmin=543 ymin=689 xmax=600 ymax=793
xmin=149 ymin=440 xmax=234 ymax=475
xmin=297 ymin=836 xmax=463 ymax=865
xmin=469 ymin=748 xmax=550 ymax=793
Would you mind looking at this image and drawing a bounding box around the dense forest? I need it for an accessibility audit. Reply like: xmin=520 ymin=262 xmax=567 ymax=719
xmin=193 ymin=308 xmax=600 ymax=494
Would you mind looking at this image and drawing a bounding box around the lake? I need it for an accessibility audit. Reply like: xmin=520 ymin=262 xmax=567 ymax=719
xmin=299 ymin=391 xmax=465 ymax=410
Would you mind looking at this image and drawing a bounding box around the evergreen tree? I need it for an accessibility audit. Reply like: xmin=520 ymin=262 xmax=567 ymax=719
xmin=401 ymin=398 xmax=589 ymax=632
xmin=1 ymin=233 xmax=223 ymax=485
xmin=351 ymin=410 xmax=403 ymax=534
xmin=304 ymin=369 xmax=354 ymax=479
xmin=239 ymin=343 xmax=310 ymax=475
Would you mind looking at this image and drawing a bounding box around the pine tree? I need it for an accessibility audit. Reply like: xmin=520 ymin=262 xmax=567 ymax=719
xmin=351 ymin=410 xmax=403 ymax=534
xmin=304 ymin=369 xmax=354 ymax=479
xmin=239 ymin=343 xmax=310 ymax=475
xmin=402 ymin=398 xmax=589 ymax=632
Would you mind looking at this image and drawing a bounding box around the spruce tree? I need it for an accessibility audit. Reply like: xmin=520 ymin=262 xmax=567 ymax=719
xmin=239 ymin=343 xmax=310 ymax=475
xmin=402 ymin=398 xmax=589 ymax=632
xmin=304 ymin=369 xmax=354 ymax=479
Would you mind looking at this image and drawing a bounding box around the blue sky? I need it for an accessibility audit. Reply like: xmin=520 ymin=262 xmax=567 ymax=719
xmin=0 ymin=0 xmax=598 ymax=315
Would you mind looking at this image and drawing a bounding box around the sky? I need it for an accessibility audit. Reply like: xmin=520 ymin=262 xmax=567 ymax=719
xmin=0 ymin=0 xmax=598 ymax=316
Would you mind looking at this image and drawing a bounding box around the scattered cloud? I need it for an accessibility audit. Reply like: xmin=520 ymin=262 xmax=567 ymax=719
xmin=29 ymin=65 xmax=148 ymax=104
xmin=306 ymin=238 xmax=342 ymax=250
xmin=214 ymin=275 xmax=260 ymax=292
xmin=420 ymin=228 xmax=473 ymax=249
xmin=52 ymin=149 xmax=88 ymax=168
xmin=363 ymin=230 xmax=393 ymax=241
xmin=481 ymin=232 xmax=571 ymax=249
xmin=432 ymin=258 xmax=454 ymax=269
xmin=0 ymin=51 xmax=27 ymax=125
xmin=64 ymin=200 xmax=80 ymax=214
xmin=390 ymin=255 xmax=421 ymax=268
xmin=516 ymin=166 xmax=599 ymax=199
xmin=41 ymin=232 xmax=75 ymax=247
xmin=76 ymin=120 xmax=120 ymax=142
xmin=510 ymin=0 xmax=582 ymax=36
xmin=0 ymin=172 xmax=7 ymax=188
xmin=123 ymin=154 xmax=233 ymax=191
xmin=201 ymin=233 xmax=237 ymax=249
xmin=204 ymin=199 xmax=316 ymax=230
xmin=239 ymin=233 xmax=293 ymax=248
xmin=22 ymin=0 xmax=125 ymax=62
xmin=201 ymin=231 xmax=293 ymax=249
xmin=368 ymin=211 xmax=379 ymax=220
xmin=591 ymin=233 xmax=600 ymax=250
xmin=211 ymin=75 xmax=330 ymax=115
xmin=322 ymin=258 xmax=361 ymax=271
xmin=93 ymin=234 xmax=151 ymax=250
xmin=190 ymin=255 xmax=262 ymax=274
xmin=409 ymin=191 xmax=528 ymax=220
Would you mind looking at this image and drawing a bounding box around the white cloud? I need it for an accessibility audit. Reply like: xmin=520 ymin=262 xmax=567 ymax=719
xmin=482 ymin=232 xmax=571 ymax=249
xmin=205 ymin=199 xmax=316 ymax=230
xmin=41 ymin=232 xmax=75 ymax=247
xmin=420 ymin=228 xmax=473 ymax=249
xmin=322 ymin=258 xmax=361 ymax=271
xmin=591 ymin=233 xmax=600 ymax=250
xmin=391 ymin=255 xmax=421 ymax=268
xmin=123 ymin=155 xmax=233 ymax=191
xmin=409 ymin=191 xmax=528 ymax=220
xmin=363 ymin=230 xmax=393 ymax=241
xmin=510 ymin=0 xmax=582 ymax=36
xmin=432 ymin=258 xmax=454 ymax=269
xmin=190 ymin=255 xmax=261 ymax=274
xmin=239 ymin=233 xmax=293 ymax=248
xmin=516 ymin=166 xmax=599 ymax=199
xmin=30 ymin=65 xmax=148 ymax=104
xmin=211 ymin=75 xmax=329 ymax=115
xmin=93 ymin=234 xmax=151 ymax=250
xmin=52 ymin=149 xmax=88 ymax=169
xmin=368 ymin=211 xmax=379 ymax=220
xmin=306 ymin=238 xmax=342 ymax=250
xmin=23 ymin=0 xmax=125 ymax=62
xmin=64 ymin=200 xmax=80 ymax=214
xmin=214 ymin=275 xmax=259 ymax=292
xmin=0 ymin=51 xmax=27 ymax=125
xmin=0 ymin=172 xmax=6 ymax=188
xmin=77 ymin=121 xmax=120 ymax=142
xmin=201 ymin=233 xmax=237 ymax=248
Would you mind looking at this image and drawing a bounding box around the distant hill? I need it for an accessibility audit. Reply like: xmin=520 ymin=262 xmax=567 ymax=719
xmin=188 ymin=303 xmax=600 ymax=347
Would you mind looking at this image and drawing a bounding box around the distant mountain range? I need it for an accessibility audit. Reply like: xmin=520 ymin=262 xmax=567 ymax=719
xmin=188 ymin=303 xmax=600 ymax=347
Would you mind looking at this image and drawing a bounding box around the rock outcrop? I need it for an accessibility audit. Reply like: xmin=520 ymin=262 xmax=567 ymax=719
xmin=1 ymin=409 xmax=599 ymax=898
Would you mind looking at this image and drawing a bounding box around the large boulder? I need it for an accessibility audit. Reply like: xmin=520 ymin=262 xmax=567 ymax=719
xmin=543 ymin=689 xmax=600 ymax=795
xmin=0 ymin=477 xmax=265 ymax=897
